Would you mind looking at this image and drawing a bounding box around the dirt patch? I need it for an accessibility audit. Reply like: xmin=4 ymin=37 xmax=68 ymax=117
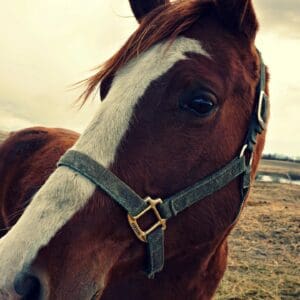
xmin=215 ymin=181 xmax=300 ymax=300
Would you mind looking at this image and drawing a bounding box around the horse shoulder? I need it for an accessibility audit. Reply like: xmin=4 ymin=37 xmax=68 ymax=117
xmin=0 ymin=127 xmax=79 ymax=235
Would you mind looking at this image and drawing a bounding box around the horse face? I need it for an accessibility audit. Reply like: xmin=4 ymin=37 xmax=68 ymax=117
xmin=0 ymin=1 xmax=268 ymax=299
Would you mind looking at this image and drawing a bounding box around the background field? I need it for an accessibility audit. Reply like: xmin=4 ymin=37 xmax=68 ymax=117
xmin=258 ymin=159 xmax=300 ymax=181
xmin=216 ymin=160 xmax=300 ymax=299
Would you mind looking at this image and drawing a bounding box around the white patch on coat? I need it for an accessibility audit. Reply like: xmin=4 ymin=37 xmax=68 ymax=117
xmin=0 ymin=37 xmax=209 ymax=296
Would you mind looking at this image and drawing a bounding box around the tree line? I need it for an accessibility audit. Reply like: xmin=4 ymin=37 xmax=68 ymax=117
xmin=262 ymin=153 xmax=300 ymax=163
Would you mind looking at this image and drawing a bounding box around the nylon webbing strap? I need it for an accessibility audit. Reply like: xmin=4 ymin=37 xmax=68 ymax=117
xmin=146 ymin=228 xmax=164 ymax=278
xmin=58 ymin=150 xmax=147 ymax=216
xmin=159 ymin=157 xmax=247 ymax=219
xmin=57 ymin=150 xmax=163 ymax=277
xmin=257 ymin=50 xmax=266 ymax=94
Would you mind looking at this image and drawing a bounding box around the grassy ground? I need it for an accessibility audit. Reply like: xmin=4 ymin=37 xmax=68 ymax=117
xmin=215 ymin=161 xmax=300 ymax=300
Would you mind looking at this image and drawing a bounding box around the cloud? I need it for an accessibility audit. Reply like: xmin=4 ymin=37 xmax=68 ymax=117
xmin=0 ymin=109 xmax=33 ymax=131
xmin=254 ymin=0 xmax=300 ymax=38
xmin=0 ymin=0 xmax=135 ymax=132
xmin=264 ymin=86 xmax=300 ymax=157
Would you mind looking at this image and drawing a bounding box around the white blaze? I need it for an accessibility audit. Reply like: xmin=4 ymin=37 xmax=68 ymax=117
xmin=0 ymin=37 xmax=209 ymax=297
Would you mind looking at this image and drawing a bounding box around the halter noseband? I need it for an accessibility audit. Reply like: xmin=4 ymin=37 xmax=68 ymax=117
xmin=58 ymin=50 xmax=269 ymax=278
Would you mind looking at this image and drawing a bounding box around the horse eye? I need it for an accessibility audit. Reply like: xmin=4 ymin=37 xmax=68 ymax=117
xmin=180 ymin=92 xmax=217 ymax=117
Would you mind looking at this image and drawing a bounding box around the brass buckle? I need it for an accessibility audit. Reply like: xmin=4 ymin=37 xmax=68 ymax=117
xmin=127 ymin=197 xmax=166 ymax=243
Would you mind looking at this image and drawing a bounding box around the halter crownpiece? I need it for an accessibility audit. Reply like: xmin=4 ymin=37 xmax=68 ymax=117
xmin=58 ymin=50 xmax=269 ymax=278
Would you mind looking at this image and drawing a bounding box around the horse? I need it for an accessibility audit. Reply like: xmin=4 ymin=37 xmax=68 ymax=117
xmin=0 ymin=0 xmax=269 ymax=299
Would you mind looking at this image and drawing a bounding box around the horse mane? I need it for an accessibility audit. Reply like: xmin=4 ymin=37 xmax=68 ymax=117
xmin=79 ymin=0 xmax=214 ymax=104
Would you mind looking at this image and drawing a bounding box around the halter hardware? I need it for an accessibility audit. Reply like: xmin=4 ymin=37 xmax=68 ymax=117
xmin=257 ymin=90 xmax=268 ymax=130
xmin=239 ymin=143 xmax=254 ymax=166
xmin=127 ymin=197 xmax=166 ymax=242
xmin=239 ymin=144 xmax=248 ymax=158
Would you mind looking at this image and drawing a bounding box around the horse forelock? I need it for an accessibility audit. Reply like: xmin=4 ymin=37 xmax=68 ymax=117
xmin=79 ymin=0 xmax=216 ymax=104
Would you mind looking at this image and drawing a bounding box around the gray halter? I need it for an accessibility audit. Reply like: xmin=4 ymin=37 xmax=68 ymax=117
xmin=58 ymin=50 xmax=269 ymax=278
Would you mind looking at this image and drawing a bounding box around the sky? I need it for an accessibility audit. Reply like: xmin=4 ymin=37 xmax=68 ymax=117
xmin=0 ymin=0 xmax=299 ymax=157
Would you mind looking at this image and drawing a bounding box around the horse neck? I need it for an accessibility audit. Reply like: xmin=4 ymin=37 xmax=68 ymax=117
xmin=102 ymin=238 xmax=228 ymax=299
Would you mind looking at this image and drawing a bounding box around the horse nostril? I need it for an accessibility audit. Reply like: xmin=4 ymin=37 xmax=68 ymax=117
xmin=14 ymin=272 xmax=41 ymax=300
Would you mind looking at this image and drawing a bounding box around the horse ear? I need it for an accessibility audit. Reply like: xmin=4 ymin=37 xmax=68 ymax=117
xmin=129 ymin=0 xmax=169 ymax=23
xmin=216 ymin=0 xmax=258 ymax=41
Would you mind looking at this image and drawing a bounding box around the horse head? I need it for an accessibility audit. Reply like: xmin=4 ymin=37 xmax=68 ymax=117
xmin=0 ymin=0 xmax=269 ymax=299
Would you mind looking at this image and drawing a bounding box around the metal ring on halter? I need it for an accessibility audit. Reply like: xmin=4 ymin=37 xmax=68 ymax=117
xmin=239 ymin=144 xmax=254 ymax=166
xmin=257 ymin=90 xmax=267 ymax=130
xmin=239 ymin=144 xmax=248 ymax=158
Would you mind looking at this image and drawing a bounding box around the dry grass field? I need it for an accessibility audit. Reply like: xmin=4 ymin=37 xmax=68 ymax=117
xmin=258 ymin=159 xmax=300 ymax=180
xmin=215 ymin=160 xmax=300 ymax=300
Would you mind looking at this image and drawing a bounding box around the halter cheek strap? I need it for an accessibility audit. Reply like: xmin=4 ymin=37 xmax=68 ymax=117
xmin=57 ymin=50 xmax=268 ymax=278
